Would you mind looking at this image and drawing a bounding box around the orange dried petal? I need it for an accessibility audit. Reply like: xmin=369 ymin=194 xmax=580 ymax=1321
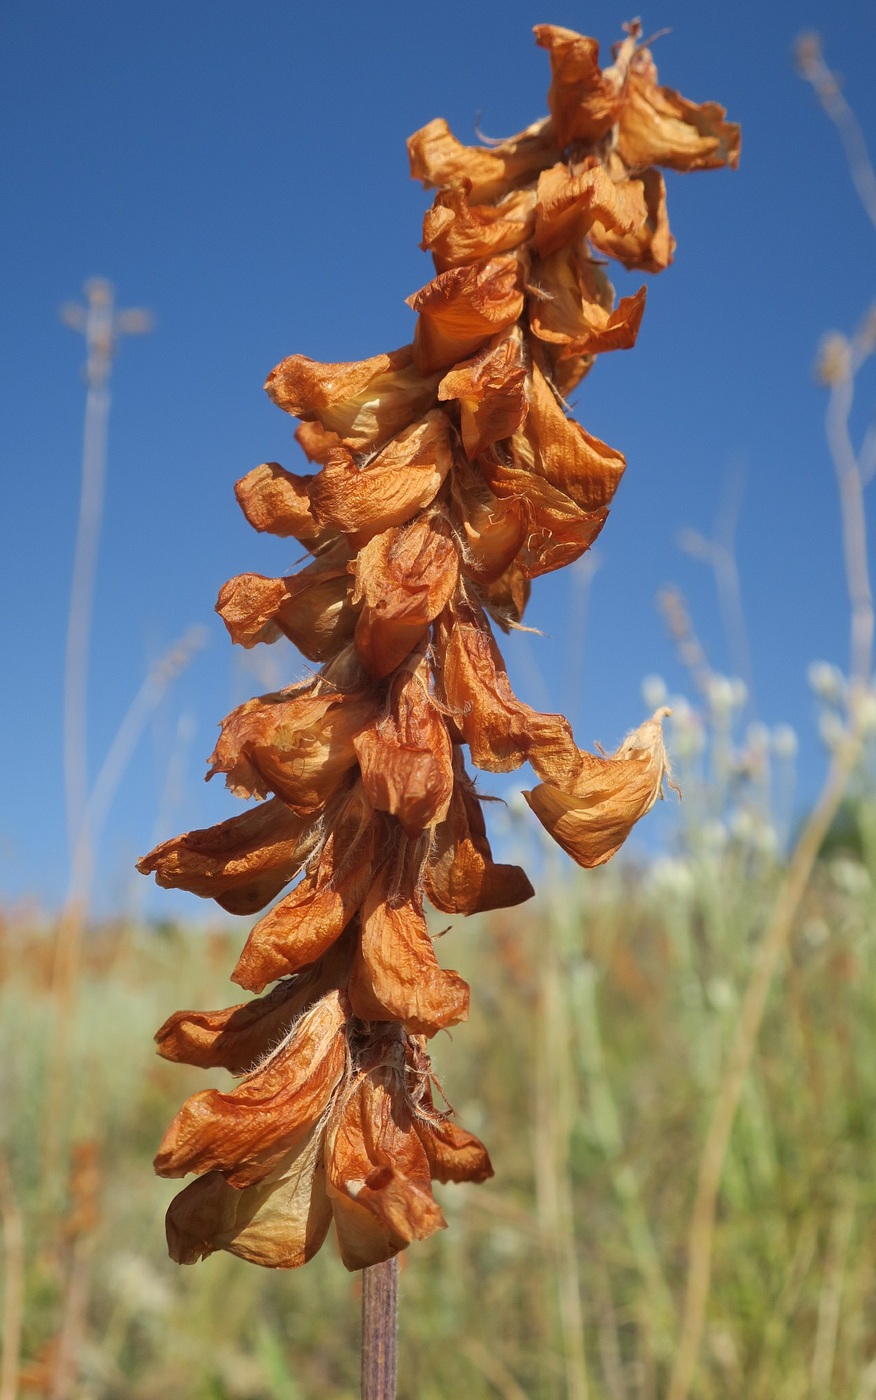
xmin=425 ymin=762 xmax=534 ymax=914
xmin=529 ymin=246 xmax=646 ymax=358
xmin=352 ymin=513 xmax=459 ymax=680
xmin=154 ymin=991 xmax=347 ymax=1187
xmin=532 ymin=161 xmax=642 ymax=259
xmin=408 ymin=116 xmax=557 ymax=204
xmin=589 ymin=157 xmax=675 ymax=273
xmin=534 ymin=24 xmax=636 ymax=148
xmin=165 ymin=1125 xmax=332 ymax=1268
xmin=450 ymin=458 xmax=528 ymax=585
xmin=232 ymin=788 xmax=379 ymax=992
xmin=407 ymin=257 xmax=525 ymax=376
xmin=349 ymin=862 xmax=470 ymax=1036
xmin=617 ymin=51 xmax=741 ymax=173
xmin=208 ymin=685 xmax=377 ymax=811
xmin=480 ymin=454 xmax=607 ymax=579
xmin=309 ymin=409 xmax=453 ymax=542
xmin=511 ymin=361 xmax=625 ymax=511
xmin=136 ymin=798 xmax=318 ymax=916
xmin=438 ymin=326 xmax=528 ymax=460
xmin=265 ymin=345 xmax=440 ymax=453
xmin=234 ymin=463 xmax=325 ymax=545
xmin=524 ymin=707 xmax=673 ymax=866
xmin=353 ymin=655 xmax=453 ymax=837
xmin=216 ymin=551 xmax=356 ymax=663
xmin=422 ymin=181 xmax=536 ymax=272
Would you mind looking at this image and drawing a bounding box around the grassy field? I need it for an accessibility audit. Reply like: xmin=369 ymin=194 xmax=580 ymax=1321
xmin=3 ymin=772 xmax=876 ymax=1399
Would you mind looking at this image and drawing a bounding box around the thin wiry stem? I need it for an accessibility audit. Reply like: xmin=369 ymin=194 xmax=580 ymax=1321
xmin=796 ymin=34 xmax=876 ymax=238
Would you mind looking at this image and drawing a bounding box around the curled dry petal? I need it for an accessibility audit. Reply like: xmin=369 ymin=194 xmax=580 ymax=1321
xmin=136 ymin=798 xmax=319 ymax=916
xmin=326 ymin=1066 xmax=446 ymax=1271
xmin=408 ymin=116 xmax=558 ymax=204
xmin=265 ymin=346 xmax=440 ymax=454
xmin=353 ymin=655 xmax=454 ymax=837
xmin=480 ymin=454 xmax=607 ymax=579
xmin=524 ymin=707 xmax=674 ymax=867
xmin=408 ymin=256 xmax=525 ymax=376
xmin=154 ymin=991 xmax=347 ymax=1188
xmin=617 ymin=52 xmax=741 ymax=173
xmin=155 ymin=940 xmax=353 ymax=1073
xmin=216 ymin=550 xmax=356 ymax=662
xmin=425 ymin=761 xmax=534 ymax=914
xmin=232 ymin=787 xmax=379 ymax=992
xmin=413 ymin=1076 xmax=494 ymax=1183
xmin=309 ymin=409 xmax=453 ymax=543
xmin=512 ymin=362 xmax=625 ymax=511
xmin=349 ymin=859 xmax=470 ymax=1036
xmin=450 ymin=458 xmax=528 ymax=584
xmin=165 ymin=1124 xmax=332 ymax=1268
xmin=436 ymin=602 xmax=580 ymax=781
xmin=234 ymin=463 xmax=325 ymax=545
xmin=438 ymin=326 xmax=528 ymax=460
xmin=208 ymin=686 xmax=377 ymax=810
xmin=529 ymin=246 xmax=647 ymax=358
xmin=422 ymin=181 xmax=536 ymax=272
xmin=294 ymin=421 xmax=342 ymax=464
xmin=532 ymin=161 xmax=642 ymax=259
xmin=482 ymin=559 xmax=532 ymax=628
xmin=589 ymin=157 xmax=675 ymax=273
xmin=534 ymin=23 xmax=637 ymax=148
xmin=352 ymin=513 xmax=459 ymax=680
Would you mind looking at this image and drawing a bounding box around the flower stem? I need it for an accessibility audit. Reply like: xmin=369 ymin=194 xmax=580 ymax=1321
xmin=361 ymin=1257 xmax=398 ymax=1400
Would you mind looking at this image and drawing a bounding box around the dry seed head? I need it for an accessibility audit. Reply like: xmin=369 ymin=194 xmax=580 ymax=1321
xmin=139 ymin=20 xmax=738 ymax=1271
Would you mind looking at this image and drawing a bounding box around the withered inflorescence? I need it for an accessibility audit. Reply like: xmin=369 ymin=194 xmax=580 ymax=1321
xmin=139 ymin=21 xmax=738 ymax=1271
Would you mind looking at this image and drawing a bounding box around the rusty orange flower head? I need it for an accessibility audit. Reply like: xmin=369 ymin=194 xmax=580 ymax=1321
xmin=139 ymin=20 xmax=737 ymax=1271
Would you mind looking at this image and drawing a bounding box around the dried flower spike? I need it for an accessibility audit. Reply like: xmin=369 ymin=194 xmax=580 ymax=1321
xmin=140 ymin=21 xmax=738 ymax=1272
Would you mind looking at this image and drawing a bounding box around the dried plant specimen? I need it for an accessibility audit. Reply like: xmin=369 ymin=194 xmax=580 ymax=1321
xmin=140 ymin=20 xmax=738 ymax=1272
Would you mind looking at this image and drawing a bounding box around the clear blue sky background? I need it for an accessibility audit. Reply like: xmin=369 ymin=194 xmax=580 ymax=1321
xmin=2 ymin=0 xmax=875 ymax=918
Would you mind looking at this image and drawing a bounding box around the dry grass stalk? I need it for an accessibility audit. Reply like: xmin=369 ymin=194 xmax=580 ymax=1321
xmin=667 ymin=37 xmax=875 ymax=1400
xmin=0 ymin=1154 xmax=24 ymax=1400
xmin=138 ymin=18 xmax=737 ymax=1390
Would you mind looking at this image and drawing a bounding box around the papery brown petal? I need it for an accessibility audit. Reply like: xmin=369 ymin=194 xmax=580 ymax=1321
xmin=425 ymin=764 xmax=534 ymax=914
xmin=353 ymin=655 xmax=453 ymax=837
xmin=165 ymin=1126 xmax=332 ymax=1268
xmin=136 ymin=798 xmax=318 ymax=916
xmin=216 ymin=551 xmax=356 ymax=663
xmin=512 ymin=362 xmax=625 ymax=511
xmin=309 ymin=410 xmax=453 ymax=542
xmin=408 ymin=116 xmax=557 ymax=204
xmin=534 ymin=24 xmax=633 ymax=148
xmin=155 ymin=991 xmax=347 ymax=1187
xmin=450 ymin=458 xmax=528 ymax=585
xmin=422 ymin=181 xmax=536 ymax=272
xmin=617 ymin=54 xmax=741 ymax=173
xmin=529 ymin=246 xmax=646 ymax=358
xmin=265 ymin=346 xmax=440 ymax=454
xmin=482 ymin=560 xmax=532 ymax=629
xmin=349 ymin=863 xmax=470 ymax=1036
xmin=155 ymin=938 xmax=355 ymax=1072
xmin=352 ymin=514 xmax=459 ymax=680
xmin=524 ymin=707 xmax=673 ymax=866
xmin=326 ymin=1069 xmax=445 ymax=1271
xmin=294 ymin=421 xmax=342 ymax=464
xmin=233 ymin=788 xmax=379 ymax=992
xmin=415 ymin=1093 xmax=494 ymax=1183
xmin=438 ymin=326 xmax=528 ymax=460
xmin=234 ymin=463 xmax=325 ymax=546
xmin=208 ymin=686 xmax=377 ymax=810
xmin=588 ymin=156 xmax=675 ymax=273
xmin=532 ymin=161 xmax=642 ymax=260
xmin=436 ymin=602 xmax=579 ymax=780
xmin=480 ymin=455 xmax=607 ymax=579
xmin=407 ymin=257 xmax=525 ymax=377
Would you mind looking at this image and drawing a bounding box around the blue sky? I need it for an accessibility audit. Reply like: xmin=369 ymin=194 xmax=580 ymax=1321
xmin=2 ymin=0 xmax=875 ymax=916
